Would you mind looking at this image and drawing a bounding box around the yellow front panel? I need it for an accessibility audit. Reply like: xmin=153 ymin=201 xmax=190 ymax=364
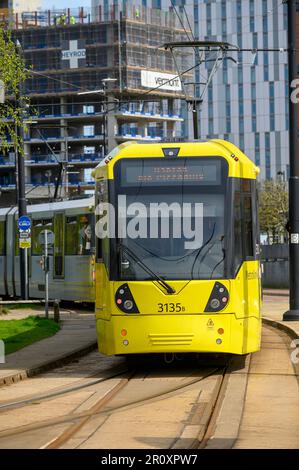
xmin=96 ymin=313 xmax=261 ymax=355
xmin=95 ymin=260 xmax=261 ymax=356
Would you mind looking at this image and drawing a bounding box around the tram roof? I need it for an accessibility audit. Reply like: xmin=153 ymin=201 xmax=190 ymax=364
xmin=0 ymin=197 xmax=94 ymax=217
xmin=93 ymin=140 xmax=260 ymax=180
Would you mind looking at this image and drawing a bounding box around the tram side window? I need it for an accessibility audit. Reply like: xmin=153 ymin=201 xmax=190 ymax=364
xmin=66 ymin=217 xmax=78 ymax=255
xmin=0 ymin=221 xmax=5 ymax=255
xmin=65 ymin=214 xmax=94 ymax=255
xmin=95 ymin=180 xmax=108 ymax=265
xmin=54 ymin=213 xmax=65 ymax=278
xmin=32 ymin=219 xmax=53 ymax=255
xmin=15 ymin=222 xmax=19 ymax=255
xmin=234 ymin=189 xmax=243 ymax=273
xmin=243 ymin=195 xmax=254 ymax=258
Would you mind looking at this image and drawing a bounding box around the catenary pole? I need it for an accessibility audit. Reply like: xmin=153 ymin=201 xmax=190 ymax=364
xmin=15 ymin=42 xmax=28 ymax=300
xmin=284 ymin=0 xmax=299 ymax=320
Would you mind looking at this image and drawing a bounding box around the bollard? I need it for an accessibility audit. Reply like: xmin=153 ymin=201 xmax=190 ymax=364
xmin=53 ymin=299 xmax=60 ymax=323
xmin=0 ymin=339 xmax=5 ymax=363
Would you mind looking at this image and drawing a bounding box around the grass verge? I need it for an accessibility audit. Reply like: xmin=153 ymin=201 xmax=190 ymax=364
xmin=0 ymin=316 xmax=60 ymax=355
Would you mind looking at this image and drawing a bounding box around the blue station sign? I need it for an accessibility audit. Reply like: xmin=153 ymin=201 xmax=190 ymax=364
xmin=18 ymin=216 xmax=31 ymax=231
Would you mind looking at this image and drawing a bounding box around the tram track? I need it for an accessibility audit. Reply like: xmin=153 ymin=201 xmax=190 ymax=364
xmin=0 ymin=323 xmax=296 ymax=449
xmin=0 ymin=359 xmax=227 ymax=448
xmin=0 ymin=364 xmax=130 ymax=413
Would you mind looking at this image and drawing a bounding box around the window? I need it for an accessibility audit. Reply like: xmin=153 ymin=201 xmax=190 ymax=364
xmin=234 ymin=179 xmax=255 ymax=272
xmin=264 ymin=65 xmax=269 ymax=81
xmin=53 ymin=213 xmax=65 ymax=278
xmin=238 ymin=65 xmax=243 ymax=84
xmin=83 ymin=105 xmax=94 ymax=114
xmin=234 ymin=184 xmax=243 ymax=274
xmin=114 ymin=158 xmax=228 ymax=281
xmin=83 ymin=125 xmax=95 ymax=137
xmin=226 ymin=118 xmax=231 ymax=133
xmin=221 ymin=1 xmax=226 ymax=17
xmin=0 ymin=221 xmax=5 ymax=255
xmin=96 ymin=179 xmax=108 ymax=265
xmin=32 ymin=219 xmax=53 ymax=255
xmin=236 ymin=0 xmax=242 ymax=17
xmin=252 ymin=100 xmax=256 ymax=115
xmin=65 ymin=217 xmax=78 ymax=255
xmin=66 ymin=214 xmax=94 ymax=255
xmin=240 ymin=118 xmax=244 ymax=134
xmin=244 ymin=195 xmax=253 ymax=257
xmin=252 ymin=116 xmax=257 ymax=132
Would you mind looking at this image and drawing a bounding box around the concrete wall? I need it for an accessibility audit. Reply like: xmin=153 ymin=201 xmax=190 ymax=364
xmin=261 ymin=244 xmax=289 ymax=288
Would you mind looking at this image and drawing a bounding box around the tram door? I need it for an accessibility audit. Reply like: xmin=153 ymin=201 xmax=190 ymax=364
xmin=53 ymin=213 xmax=65 ymax=279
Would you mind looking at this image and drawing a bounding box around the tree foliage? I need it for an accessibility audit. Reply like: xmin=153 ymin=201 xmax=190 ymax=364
xmin=259 ymin=180 xmax=288 ymax=243
xmin=0 ymin=27 xmax=29 ymax=155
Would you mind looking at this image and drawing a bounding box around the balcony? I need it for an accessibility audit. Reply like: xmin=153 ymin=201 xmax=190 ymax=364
xmin=115 ymin=128 xmax=163 ymax=143
xmin=68 ymin=153 xmax=101 ymax=165
xmin=115 ymin=110 xmax=183 ymax=123
xmin=24 ymin=134 xmax=104 ymax=144
xmin=25 ymin=155 xmax=59 ymax=166
xmin=30 ymin=111 xmax=104 ymax=122
xmin=0 ymin=157 xmax=16 ymax=169
xmin=25 ymin=153 xmax=101 ymax=166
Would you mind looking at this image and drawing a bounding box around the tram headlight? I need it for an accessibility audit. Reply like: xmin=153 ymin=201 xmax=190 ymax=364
xmin=115 ymin=284 xmax=139 ymax=314
xmin=205 ymin=282 xmax=229 ymax=312
xmin=124 ymin=300 xmax=134 ymax=310
xmin=210 ymin=299 xmax=220 ymax=309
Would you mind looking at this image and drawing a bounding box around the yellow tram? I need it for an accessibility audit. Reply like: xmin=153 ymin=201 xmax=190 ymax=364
xmin=93 ymin=141 xmax=262 ymax=356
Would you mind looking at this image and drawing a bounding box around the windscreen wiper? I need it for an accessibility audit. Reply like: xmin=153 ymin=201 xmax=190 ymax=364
xmin=119 ymin=243 xmax=176 ymax=295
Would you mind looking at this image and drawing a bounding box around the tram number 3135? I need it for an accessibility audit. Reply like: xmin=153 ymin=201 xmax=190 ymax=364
xmin=157 ymin=303 xmax=186 ymax=313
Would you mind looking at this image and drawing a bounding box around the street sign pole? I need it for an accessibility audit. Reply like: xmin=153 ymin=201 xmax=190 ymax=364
xmin=18 ymin=216 xmax=31 ymax=300
xmin=45 ymin=230 xmax=49 ymax=319
xmin=24 ymin=248 xmax=28 ymax=299
xmin=284 ymin=0 xmax=299 ymax=321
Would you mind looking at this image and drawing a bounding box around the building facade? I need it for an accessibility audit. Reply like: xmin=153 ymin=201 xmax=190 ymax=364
xmin=95 ymin=0 xmax=290 ymax=181
xmin=0 ymin=5 xmax=192 ymax=206
xmin=192 ymin=0 xmax=289 ymax=181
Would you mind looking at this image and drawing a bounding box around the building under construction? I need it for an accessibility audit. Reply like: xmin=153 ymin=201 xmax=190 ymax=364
xmin=0 ymin=4 xmax=193 ymax=206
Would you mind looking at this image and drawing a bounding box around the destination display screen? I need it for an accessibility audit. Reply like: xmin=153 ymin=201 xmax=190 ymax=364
xmin=119 ymin=158 xmax=223 ymax=187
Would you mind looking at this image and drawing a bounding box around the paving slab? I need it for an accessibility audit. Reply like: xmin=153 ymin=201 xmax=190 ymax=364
xmin=262 ymin=294 xmax=299 ymax=338
xmin=0 ymin=308 xmax=97 ymax=387
xmin=233 ymin=326 xmax=299 ymax=449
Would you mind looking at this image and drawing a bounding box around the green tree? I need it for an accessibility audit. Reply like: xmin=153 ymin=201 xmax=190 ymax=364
xmin=0 ymin=28 xmax=29 ymax=155
xmin=259 ymin=180 xmax=288 ymax=244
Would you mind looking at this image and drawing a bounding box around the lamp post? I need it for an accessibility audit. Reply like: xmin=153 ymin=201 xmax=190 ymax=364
xmin=284 ymin=0 xmax=299 ymax=321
